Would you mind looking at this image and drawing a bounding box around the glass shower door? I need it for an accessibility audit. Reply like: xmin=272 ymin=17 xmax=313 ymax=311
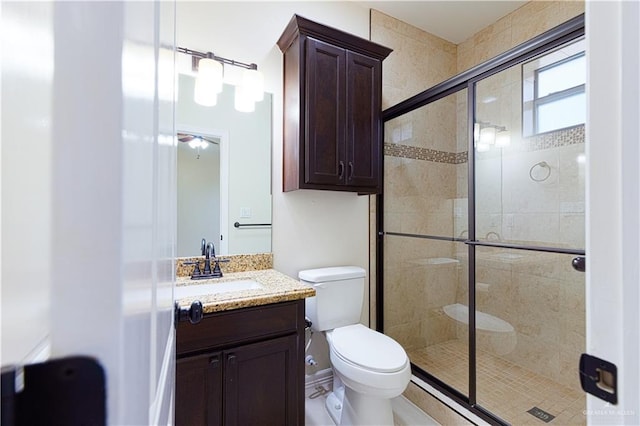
xmin=383 ymin=89 xmax=470 ymax=398
xmin=472 ymin=37 xmax=586 ymax=424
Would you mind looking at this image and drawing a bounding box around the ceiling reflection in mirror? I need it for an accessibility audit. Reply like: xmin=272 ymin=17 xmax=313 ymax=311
xmin=177 ymin=76 xmax=272 ymax=257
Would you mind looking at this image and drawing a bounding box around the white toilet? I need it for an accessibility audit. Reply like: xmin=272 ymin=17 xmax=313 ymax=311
xmin=300 ymin=266 xmax=411 ymax=426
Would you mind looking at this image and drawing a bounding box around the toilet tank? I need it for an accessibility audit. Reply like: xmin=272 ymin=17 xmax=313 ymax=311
xmin=299 ymin=266 xmax=365 ymax=331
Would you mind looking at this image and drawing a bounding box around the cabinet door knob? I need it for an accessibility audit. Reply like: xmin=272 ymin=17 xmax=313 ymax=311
xmin=338 ymin=161 xmax=345 ymax=179
xmin=348 ymin=161 xmax=354 ymax=180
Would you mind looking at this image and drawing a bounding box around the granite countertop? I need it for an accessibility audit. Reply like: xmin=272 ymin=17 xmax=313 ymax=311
xmin=175 ymin=269 xmax=315 ymax=314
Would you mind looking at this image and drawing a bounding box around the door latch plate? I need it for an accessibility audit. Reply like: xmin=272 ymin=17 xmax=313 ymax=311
xmin=579 ymin=353 xmax=617 ymax=404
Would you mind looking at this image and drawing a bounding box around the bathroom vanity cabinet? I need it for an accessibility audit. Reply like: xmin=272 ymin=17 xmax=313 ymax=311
xmin=277 ymin=15 xmax=392 ymax=194
xmin=175 ymin=300 xmax=305 ymax=426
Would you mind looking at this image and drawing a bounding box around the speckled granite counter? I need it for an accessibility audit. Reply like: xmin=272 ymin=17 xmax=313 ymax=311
xmin=176 ymin=269 xmax=315 ymax=314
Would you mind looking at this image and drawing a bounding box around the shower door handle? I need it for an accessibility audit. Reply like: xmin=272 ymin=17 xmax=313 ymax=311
xmin=572 ymin=256 xmax=586 ymax=272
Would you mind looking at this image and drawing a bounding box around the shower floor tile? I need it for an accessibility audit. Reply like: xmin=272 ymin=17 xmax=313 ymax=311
xmin=408 ymin=340 xmax=586 ymax=425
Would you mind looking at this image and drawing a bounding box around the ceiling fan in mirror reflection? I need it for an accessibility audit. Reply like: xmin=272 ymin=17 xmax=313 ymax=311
xmin=177 ymin=133 xmax=219 ymax=159
xmin=176 ymin=46 xmax=263 ymax=112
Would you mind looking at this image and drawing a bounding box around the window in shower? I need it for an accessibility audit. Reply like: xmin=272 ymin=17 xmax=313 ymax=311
xmin=523 ymin=39 xmax=586 ymax=136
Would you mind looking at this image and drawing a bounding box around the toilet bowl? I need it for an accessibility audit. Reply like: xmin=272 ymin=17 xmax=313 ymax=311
xmin=300 ymin=267 xmax=411 ymax=426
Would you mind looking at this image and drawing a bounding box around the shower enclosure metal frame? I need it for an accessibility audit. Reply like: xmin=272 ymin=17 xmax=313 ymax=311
xmin=376 ymin=14 xmax=586 ymax=425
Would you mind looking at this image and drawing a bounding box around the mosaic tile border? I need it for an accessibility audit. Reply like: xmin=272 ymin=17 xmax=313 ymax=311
xmin=522 ymin=124 xmax=584 ymax=152
xmin=384 ymin=143 xmax=467 ymax=164
xmin=385 ymin=125 xmax=585 ymax=164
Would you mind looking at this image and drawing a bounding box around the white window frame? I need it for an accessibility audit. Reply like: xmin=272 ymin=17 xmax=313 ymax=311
xmin=523 ymin=50 xmax=586 ymax=136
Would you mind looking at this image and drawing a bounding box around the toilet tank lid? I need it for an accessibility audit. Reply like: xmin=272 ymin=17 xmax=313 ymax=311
xmin=298 ymin=266 xmax=365 ymax=283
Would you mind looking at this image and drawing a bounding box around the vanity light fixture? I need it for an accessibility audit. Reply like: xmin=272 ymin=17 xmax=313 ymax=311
xmin=474 ymin=122 xmax=511 ymax=151
xmin=177 ymin=46 xmax=264 ymax=112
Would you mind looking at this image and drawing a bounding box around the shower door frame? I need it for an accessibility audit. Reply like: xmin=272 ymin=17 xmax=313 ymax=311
xmin=376 ymin=14 xmax=586 ymax=425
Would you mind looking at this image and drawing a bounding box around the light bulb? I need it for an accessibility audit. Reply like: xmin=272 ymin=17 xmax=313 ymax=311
xmin=243 ymin=68 xmax=264 ymax=102
xmin=194 ymin=58 xmax=223 ymax=106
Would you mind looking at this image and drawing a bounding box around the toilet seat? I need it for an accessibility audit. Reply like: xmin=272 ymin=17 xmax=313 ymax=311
xmin=329 ymin=324 xmax=407 ymax=373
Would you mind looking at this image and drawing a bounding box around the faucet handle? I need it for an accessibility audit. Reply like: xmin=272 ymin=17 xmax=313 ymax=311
xmin=183 ymin=260 xmax=202 ymax=277
xmin=201 ymin=238 xmax=207 ymax=256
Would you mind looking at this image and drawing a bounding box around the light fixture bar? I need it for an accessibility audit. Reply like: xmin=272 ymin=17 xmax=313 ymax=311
xmin=177 ymin=46 xmax=257 ymax=70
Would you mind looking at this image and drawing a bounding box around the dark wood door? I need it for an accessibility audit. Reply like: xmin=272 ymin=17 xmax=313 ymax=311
xmin=305 ymin=37 xmax=346 ymax=186
xmin=346 ymin=50 xmax=381 ymax=190
xmin=223 ymin=334 xmax=299 ymax=426
xmin=176 ymin=352 xmax=223 ymax=426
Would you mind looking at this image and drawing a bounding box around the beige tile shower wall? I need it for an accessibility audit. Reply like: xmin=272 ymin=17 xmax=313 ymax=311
xmin=372 ymin=9 xmax=462 ymax=353
xmin=371 ymin=9 xmax=457 ymax=109
xmin=457 ymin=1 xmax=585 ymax=74
xmin=383 ymin=235 xmax=461 ymax=351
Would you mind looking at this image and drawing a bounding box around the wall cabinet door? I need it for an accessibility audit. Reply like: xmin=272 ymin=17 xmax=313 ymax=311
xmin=305 ymin=39 xmax=382 ymax=191
xmin=277 ymin=14 xmax=392 ymax=194
xmin=305 ymin=37 xmax=346 ymax=187
xmin=346 ymin=50 xmax=381 ymax=189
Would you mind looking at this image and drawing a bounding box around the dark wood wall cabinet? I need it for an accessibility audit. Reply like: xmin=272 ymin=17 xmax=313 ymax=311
xmin=277 ymin=15 xmax=392 ymax=194
xmin=175 ymin=300 xmax=305 ymax=426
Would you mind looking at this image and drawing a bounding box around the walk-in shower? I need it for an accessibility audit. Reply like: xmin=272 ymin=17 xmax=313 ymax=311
xmin=377 ymin=15 xmax=586 ymax=425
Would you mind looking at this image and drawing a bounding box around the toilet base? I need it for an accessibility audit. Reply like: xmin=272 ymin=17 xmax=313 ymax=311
xmin=324 ymin=385 xmax=394 ymax=426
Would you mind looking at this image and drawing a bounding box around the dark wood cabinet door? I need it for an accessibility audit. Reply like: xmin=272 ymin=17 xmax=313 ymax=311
xmin=305 ymin=37 xmax=346 ymax=186
xmin=346 ymin=50 xmax=382 ymax=190
xmin=223 ymin=334 xmax=299 ymax=426
xmin=176 ymin=352 xmax=223 ymax=426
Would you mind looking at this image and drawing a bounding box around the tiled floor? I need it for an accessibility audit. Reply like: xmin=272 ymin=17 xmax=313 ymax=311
xmin=409 ymin=340 xmax=586 ymax=425
xmin=305 ymin=373 xmax=440 ymax=426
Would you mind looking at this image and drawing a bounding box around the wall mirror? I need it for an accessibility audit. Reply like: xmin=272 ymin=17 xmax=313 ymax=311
xmin=176 ymin=75 xmax=272 ymax=257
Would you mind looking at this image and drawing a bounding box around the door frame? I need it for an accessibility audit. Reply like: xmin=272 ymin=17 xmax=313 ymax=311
xmin=586 ymin=1 xmax=640 ymax=423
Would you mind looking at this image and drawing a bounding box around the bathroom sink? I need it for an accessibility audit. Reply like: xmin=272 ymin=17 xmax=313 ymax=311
xmin=175 ymin=280 xmax=262 ymax=299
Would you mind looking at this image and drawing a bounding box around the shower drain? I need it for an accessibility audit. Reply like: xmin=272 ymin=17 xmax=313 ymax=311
xmin=527 ymin=406 xmax=556 ymax=423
